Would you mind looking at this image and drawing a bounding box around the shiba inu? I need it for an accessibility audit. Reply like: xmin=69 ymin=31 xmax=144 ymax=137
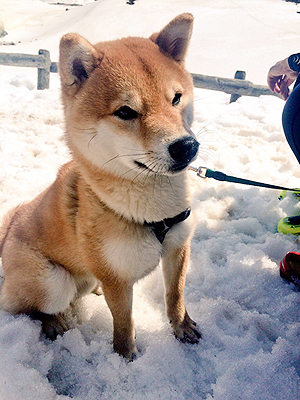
xmin=0 ymin=13 xmax=201 ymax=359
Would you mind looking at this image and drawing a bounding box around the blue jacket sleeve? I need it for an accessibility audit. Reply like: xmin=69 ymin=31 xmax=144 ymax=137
xmin=288 ymin=53 xmax=300 ymax=72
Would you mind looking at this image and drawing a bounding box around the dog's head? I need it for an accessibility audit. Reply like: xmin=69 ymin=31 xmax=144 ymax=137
xmin=59 ymin=13 xmax=199 ymax=178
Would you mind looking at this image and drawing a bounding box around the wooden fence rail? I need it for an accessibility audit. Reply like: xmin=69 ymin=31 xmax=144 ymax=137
xmin=191 ymin=73 xmax=278 ymax=99
xmin=0 ymin=50 xmax=52 ymax=90
xmin=0 ymin=50 xmax=280 ymax=101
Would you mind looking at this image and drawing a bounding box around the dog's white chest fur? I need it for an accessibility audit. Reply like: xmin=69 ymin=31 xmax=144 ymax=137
xmin=102 ymin=224 xmax=162 ymax=282
xmin=101 ymin=212 xmax=194 ymax=283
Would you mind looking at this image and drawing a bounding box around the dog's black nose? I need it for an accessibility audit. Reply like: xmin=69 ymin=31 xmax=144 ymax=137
xmin=168 ymin=137 xmax=199 ymax=171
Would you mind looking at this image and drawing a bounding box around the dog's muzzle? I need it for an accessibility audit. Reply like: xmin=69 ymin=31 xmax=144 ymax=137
xmin=168 ymin=136 xmax=199 ymax=172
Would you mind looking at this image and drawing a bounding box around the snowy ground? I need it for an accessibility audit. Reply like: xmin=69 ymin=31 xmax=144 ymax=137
xmin=1 ymin=0 xmax=300 ymax=399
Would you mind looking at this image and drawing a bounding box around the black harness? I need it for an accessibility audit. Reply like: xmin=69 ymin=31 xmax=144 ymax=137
xmin=148 ymin=207 xmax=191 ymax=244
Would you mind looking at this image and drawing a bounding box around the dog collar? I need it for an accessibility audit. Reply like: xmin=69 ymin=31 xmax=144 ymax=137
xmin=148 ymin=207 xmax=191 ymax=244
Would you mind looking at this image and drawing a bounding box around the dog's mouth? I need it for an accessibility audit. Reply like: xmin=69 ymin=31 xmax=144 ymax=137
xmin=169 ymin=161 xmax=193 ymax=172
xmin=134 ymin=160 xmax=149 ymax=170
xmin=134 ymin=137 xmax=199 ymax=174
xmin=134 ymin=158 xmax=196 ymax=174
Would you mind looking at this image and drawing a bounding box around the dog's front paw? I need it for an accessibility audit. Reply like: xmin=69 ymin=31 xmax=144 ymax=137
xmin=171 ymin=312 xmax=201 ymax=344
xmin=113 ymin=341 xmax=138 ymax=361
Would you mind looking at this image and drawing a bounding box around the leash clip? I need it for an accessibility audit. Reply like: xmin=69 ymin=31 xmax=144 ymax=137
xmin=189 ymin=165 xmax=208 ymax=179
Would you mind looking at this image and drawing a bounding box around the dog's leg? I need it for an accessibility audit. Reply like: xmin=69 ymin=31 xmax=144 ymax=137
xmin=162 ymin=242 xmax=201 ymax=344
xmin=0 ymin=239 xmax=77 ymax=338
xmin=101 ymin=280 xmax=137 ymax=359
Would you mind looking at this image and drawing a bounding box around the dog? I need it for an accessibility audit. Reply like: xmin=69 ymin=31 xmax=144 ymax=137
xmin=0 ymin=13 xmax=200 ymax=359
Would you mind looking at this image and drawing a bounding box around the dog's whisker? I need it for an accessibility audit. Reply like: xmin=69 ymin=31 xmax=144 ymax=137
xmin=131 ymin=166 xmax=149 ymax=184
xmin=69 ymin=124 xmax=98 ymax=133
xmin=100 ymin=152 xmax=151 ymax=170
xmin=147 ymin=159 xmax=168 ymax=192
xmin=122 ymin=167 xmax=142 ymax=181
xmin=120 ymin=146 xmax=153 ymax=154
xmin=194 ymin=131 xmax=215 ymax=143
xmin=88 ymin=133 xmax=98 ymax=151
xmin=129 ymin=157 xmax=164 ymax=186
xmin=198 ymin=148 xmax=214 ymax=156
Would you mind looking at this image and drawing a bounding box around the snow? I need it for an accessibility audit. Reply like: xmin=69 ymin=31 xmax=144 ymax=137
xmin=1 ymin=0 xmax=300 ymax=399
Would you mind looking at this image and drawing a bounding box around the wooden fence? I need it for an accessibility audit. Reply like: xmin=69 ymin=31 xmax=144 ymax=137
xmin=0 ymin=49 xmax=280 ymax=101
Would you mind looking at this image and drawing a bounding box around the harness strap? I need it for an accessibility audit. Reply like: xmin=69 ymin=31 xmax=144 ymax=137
xmin=148 ymin=207 xmax=191 ymax=244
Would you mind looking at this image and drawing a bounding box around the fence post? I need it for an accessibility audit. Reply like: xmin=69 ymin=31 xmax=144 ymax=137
xmin=230 ymin=70 xmax=246 ymax=103
xmin=37 ymin=49 xmax=51 ymax=90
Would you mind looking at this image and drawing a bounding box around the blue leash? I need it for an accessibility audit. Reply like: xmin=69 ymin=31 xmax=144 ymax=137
xmin=189 ymin=166 xmax=299 ymax=193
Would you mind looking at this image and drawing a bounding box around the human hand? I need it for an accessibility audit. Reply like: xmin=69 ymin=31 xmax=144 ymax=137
xmin=267 ymin=58 xmax=299 ymax=100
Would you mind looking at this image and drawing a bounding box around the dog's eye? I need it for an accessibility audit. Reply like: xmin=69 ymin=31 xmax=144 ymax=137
xmin=114 ymin=106 xmax=138 ymax=120
xmin=172 ymin=93 xmax=182 ymax=106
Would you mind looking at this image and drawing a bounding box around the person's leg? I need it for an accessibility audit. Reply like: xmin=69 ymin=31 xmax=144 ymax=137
xmin=279 ymin=78 xmax=300 ymax=275
xmin=282 ymin=76 xmax=300 ymax=163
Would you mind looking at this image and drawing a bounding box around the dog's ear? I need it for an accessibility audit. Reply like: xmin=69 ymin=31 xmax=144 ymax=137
xmin=150 ymin=13 xmax=193 ymax=64
xmin=59 ymin=33 xmax=102 ymax=88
